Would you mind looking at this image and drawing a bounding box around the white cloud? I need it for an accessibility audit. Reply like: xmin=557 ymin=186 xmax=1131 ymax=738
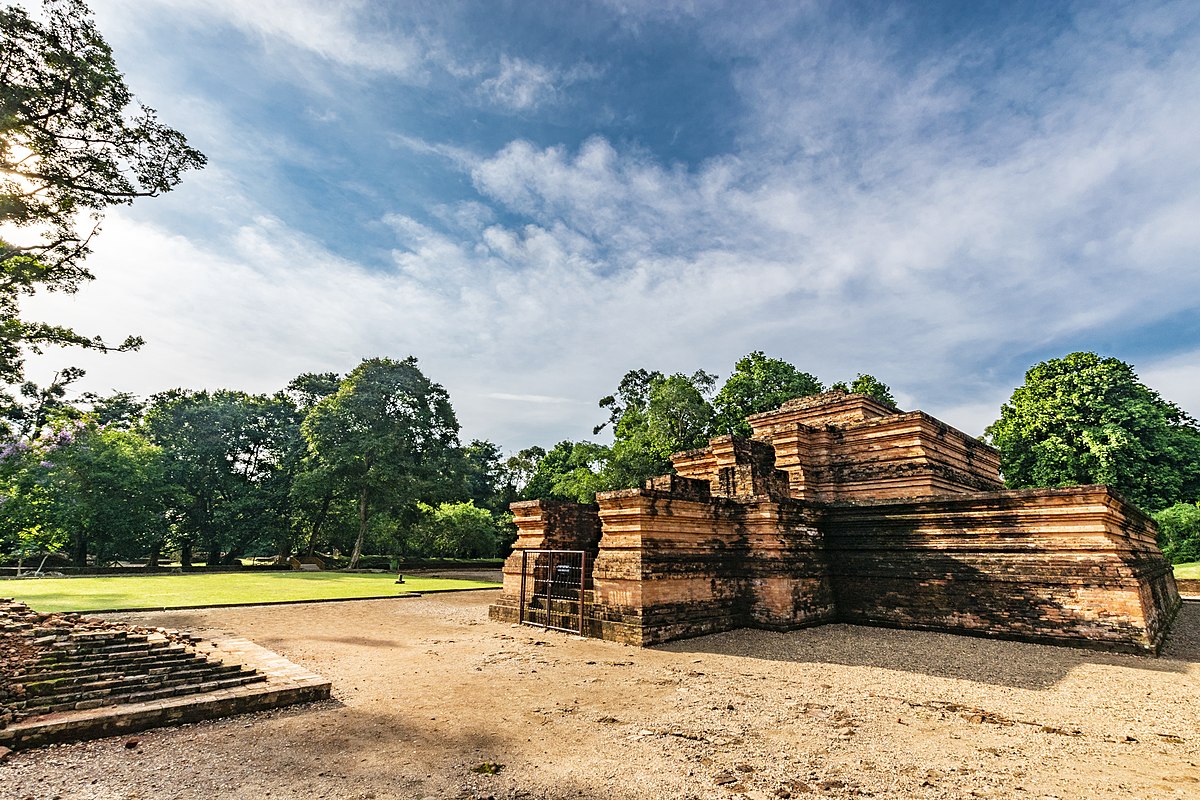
xmin=18 ymin=1 xmax=1200 ymax=453
xmin=1139 ymin=351 xmax=1200 ymax=421
xmin=99 ymin=0 xmax=432 ymax=79
xmin=478 ymin=56 xmax=601 ymax=111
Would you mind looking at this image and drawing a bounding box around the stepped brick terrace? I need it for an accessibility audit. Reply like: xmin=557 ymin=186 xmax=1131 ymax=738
xmin=0 ymin=599 xmax=330 ymax=750
xmin=491 ymin=392 xmax=1181 ymax=653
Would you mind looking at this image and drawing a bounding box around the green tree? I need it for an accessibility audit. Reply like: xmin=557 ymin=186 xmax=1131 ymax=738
xmin=0 ymin=435 xmax=62 ymax=562
xmin=504 ymin=445 xmax=545 ymax=498
xmin=984 ymin=352 xmax=1200 ymax=512
xmin=521 ymin=440 xmax=611 ymax=504
xmin=1153 ymin=502 xmax=1200 ymax=564
xmin=457 ymin=439 xmax=518 ymax=515
xmin=302 ymin=357 xmax=460 ymax=568
xmin=712 ymin=351 xmax=823 ymax=436
xmin=145 ymin=389 xmax=300 ymax=567
xmin=1 ymin=0 xmax=205 ymax=385
xmin=410 ymin=500 xmax=503 ymax=558
xmin=46 ymin=422 xmax=169 ymax=566
xmin=604 ymin=371 xmax=716 ymax=487
xmin=1 ymin=366 xmax=85 ymax=441
xmin=285 ymin=371 xmax=344 ymax=557
xmin=829 ymin=373 xmax=896 ymax=407
xmin=0 ymin=420 xmax=169 ymax=567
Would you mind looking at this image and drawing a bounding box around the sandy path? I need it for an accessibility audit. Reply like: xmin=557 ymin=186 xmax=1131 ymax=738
xmin=2 ymin=591 xmax=1197 ymax=800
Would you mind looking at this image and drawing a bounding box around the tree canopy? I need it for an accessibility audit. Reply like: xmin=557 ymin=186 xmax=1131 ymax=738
xmin=1153 ymin=502 xmax=1200 ymax=564
xmin=302 ymin=357 xmax=460 ymax=568
xmin=985 ymin=352 xmax=1200 ymax=512
xmin=712 ymin=351 xmax=823 ymax=436
xmin=1 ymin=0 xmax=205 ymax=385
xmin=829 ymin=373 xmax=896 ymax=407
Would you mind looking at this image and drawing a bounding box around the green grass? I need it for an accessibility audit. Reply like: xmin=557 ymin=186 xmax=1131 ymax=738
xmin=1173 ymin=562 xmax=1200 ymax=580
xmin=0 ymin=571 xmax=499 ymax=613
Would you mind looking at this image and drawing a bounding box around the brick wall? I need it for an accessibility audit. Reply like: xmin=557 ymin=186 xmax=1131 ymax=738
xmin=490 ymin=394 xmax=1181 ymax=654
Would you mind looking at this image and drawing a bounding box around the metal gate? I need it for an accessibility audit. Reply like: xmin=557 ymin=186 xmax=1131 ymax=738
xmin=518 ymin=549 xmax=590 ymax=634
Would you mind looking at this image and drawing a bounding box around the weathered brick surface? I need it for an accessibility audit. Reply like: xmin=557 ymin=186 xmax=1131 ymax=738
xmin=822 ymin=486 xmax=1179 ymax=653
xmin=490 ymin=393 xmax=1182 ymax=654
xmin=734 ymin=392 xmax=1004 ymax=502
xmin=0 ymin=600 xmax=331 ymax=749
xmin=490 ymin=500 xmax=602 ymax=626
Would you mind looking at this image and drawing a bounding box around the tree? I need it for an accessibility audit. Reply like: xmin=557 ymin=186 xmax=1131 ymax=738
xmin=44 ymin=422 xmax=169 ymax=567
xmin=284 ymin=371 xmax=343 ymax=557
xmin=1 ymin=0 xmax=205 ymax=384
xmin=595 ymin=368 xmax=663 ymax=435
xmin=984 ymin=352 xmax=1200 ymax=512
xmin=1153 ymin=503 xmax=1200 ymax=564
xmin=145 ymin=389 xmax=300 ymax=567
xmin=0 ymin=419 xmax=169 ymax=567
xmin=830 ymin=373 xmax=896 ymax=407
xmin=504 ymin=445 xmax=545 ymax=498
xmin=457 ymin=439 xmax=518 ymax=515
xmin=604 ymin=370 xmax=716 ymax=488
xmin=712 ymin=351 xmax=823 ymax=436
xmin=302 ymin=357 xmax=460 ymax=568
xmin=410 ymin=501 xmax=504 ymax=559
xmin=1 ymin=366 xmax=85 ymax=441
xmin=521 ymin=440 xmax=611 ymax=504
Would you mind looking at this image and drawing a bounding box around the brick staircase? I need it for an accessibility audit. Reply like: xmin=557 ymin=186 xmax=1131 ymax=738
xmin=1 ymin=600 xmax=264 ymax=726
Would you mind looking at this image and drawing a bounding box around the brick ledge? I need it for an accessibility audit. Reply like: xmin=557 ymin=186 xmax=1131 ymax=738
xmin=0 ymin=638 xmax=331 ymax=750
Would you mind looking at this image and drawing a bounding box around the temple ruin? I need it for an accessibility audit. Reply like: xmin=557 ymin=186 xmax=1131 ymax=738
xmin=490 ymin=392 xmax=1181 ymax=654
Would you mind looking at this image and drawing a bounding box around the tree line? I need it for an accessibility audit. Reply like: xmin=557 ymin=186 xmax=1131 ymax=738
xmin=0 ymin=359 xmax=521 ymax=568
xmin=0 ymin=352 xmax=896 ymax=569
xmin=3 ymin=4 xmax=1198 ymax=566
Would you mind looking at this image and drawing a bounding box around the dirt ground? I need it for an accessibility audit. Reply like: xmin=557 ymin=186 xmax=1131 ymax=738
xmin=2 ymin=591 xmax=1198 ymax=800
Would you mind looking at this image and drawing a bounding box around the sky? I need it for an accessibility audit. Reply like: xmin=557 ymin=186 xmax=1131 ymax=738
xmin=18 ymin=0 xmax=1200 ymax=452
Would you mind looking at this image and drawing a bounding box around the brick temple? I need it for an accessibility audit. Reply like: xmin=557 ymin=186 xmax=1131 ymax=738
xmin=490 ymin=392 xmax=1181 ymax=654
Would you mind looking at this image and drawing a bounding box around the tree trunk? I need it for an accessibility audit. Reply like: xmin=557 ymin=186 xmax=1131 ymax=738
xmin=349 ymin=486 xmax=369 ymax=569
xmin=181 ymin=540 xmax=193 ymax=571
xmin=305 ymin=491 xmax=333 ymax=557
xmin=147 ymin=544 xmax=161 ymax=569
xmin=72 ymin=531 xmax=88 ymax=569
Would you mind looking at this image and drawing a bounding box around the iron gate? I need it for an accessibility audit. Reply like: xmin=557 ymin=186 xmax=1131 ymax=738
xmin=518 ymin=549 xmax=590 ymax=634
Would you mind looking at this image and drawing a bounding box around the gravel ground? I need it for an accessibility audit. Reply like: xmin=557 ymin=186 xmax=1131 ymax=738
xmin=2 ymin=591 xmax=1197 ymax=800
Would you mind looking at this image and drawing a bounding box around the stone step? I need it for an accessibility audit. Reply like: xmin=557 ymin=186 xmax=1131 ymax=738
xmin=23 ymin=660 xmax=252 ymax=700
xmin=35 ymin=641 xmax=185 ymax=663
xmin=21 ymin=649 xmax=200 ymax=682
xmin=49 ymin=638 xmax=153 ymax=655
xmin=18 ymin=671 xmax=267 ymax=716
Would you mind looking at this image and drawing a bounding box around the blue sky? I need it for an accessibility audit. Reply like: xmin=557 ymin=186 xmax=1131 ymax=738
xmin=20 ymin=0 xmax=1200 ymax=451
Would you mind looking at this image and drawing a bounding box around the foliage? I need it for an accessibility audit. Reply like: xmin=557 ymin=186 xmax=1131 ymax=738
xmin=0 ymin=419 xmax=169 ymax=566
xmin=829 ymin=373 xmax=896 ymax=407
xmin=1153 ymin=503 xmax=1200 ymax=564
xmin=284 ymin=371 xmax=344 ymax=556
xmin=411 ymin=500 xmax=505 ymax=559
xmin=46 ymin=423 xmax=169 ymax=566
xmin=712 ymin=351 xmax=823 ymax=436
xmin=144 ymin=389 xmax=301 ymax=567
xmin=605 ymin=370 xmax=715 ymax=488
xmin=1 ymin=0 xmax=204 ymax=384
xmin=985 ymin=352 xmax=1200 ymax=512
xmin=457 ymin=439 xmax=519 ymax=515
xmin=302 ymin=357 xmax=460 ymax=568
xmin=503 ymin=445 xmax=544 ymax=499
xmin=521 ymin=440 xmax=612 ymax=504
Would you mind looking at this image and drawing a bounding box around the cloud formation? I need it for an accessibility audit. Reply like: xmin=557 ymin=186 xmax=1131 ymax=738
xmin=19 ymin=1 xmax=1200 ymax=451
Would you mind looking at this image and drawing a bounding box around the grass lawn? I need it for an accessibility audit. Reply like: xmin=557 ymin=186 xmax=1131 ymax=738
xmin=0 ymin=571 xmax=500 ymax=613
xmin=1173 ymin=562 xmax=1200 ymax=580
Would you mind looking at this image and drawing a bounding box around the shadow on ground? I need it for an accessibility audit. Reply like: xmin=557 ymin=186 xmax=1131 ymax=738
xmin=656 ymin=601 xmax=1199 ymax=690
